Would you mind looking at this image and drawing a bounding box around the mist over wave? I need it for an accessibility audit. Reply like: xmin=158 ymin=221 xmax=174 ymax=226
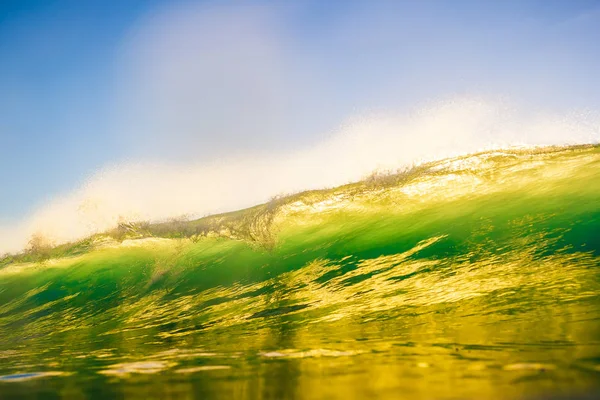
xmin=1 ymin=97 xmax=598 ymax=255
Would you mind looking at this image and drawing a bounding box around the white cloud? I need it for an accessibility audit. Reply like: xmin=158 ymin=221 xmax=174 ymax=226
xmin=113 ymin=2 xmax=302 ymax=160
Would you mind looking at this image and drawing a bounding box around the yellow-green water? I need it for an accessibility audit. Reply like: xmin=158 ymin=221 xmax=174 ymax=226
xmin=1 ymin=145 xmax=599 ymax=399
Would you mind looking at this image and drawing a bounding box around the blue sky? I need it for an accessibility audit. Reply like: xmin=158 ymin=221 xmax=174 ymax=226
xmin=0 ymin=0 xmax=157 ymax=222
xmin=1 ymin=0 xmax=599 ymax=224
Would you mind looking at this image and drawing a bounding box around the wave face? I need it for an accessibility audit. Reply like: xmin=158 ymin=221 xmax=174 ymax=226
xmin=0 ymin=145 xmax=599 ymax=399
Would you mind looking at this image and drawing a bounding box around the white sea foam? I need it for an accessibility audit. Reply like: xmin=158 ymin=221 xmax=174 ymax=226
xmin=0 ymin=97 xmax=597 ymax=255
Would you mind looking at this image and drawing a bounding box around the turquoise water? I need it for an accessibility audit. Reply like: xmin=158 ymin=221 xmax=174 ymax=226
xmin=0 ymin=145 xmax=599 ymax=399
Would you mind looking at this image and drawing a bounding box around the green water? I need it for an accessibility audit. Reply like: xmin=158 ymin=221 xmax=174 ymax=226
xmin=1 ymin=146 xmax=599 ymax=399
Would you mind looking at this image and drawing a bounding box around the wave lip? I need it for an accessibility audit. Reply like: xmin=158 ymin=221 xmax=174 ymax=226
xmin=1 ymin=98 xmax=599 ymax=256
xmin=2 ymin=143 xmax=598 ymax=265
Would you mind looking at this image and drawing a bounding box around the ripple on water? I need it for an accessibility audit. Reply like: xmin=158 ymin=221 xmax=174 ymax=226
xmin=0 ymin=372 xmax=68 ymax=382
xmin=98 ymin=361 xmax=175 ymax=377
xmin=503 ymin=363 xmax=556 ymax=371
xmin=260 ymin=349 xmax=361 ymax=359
xmin=150 ymin=348 xmax=219 ymax=359
xmin=0 ymin=350 xmax=19 ymax=359
xmin=175 ymin=366 xmax=231 ymax=374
